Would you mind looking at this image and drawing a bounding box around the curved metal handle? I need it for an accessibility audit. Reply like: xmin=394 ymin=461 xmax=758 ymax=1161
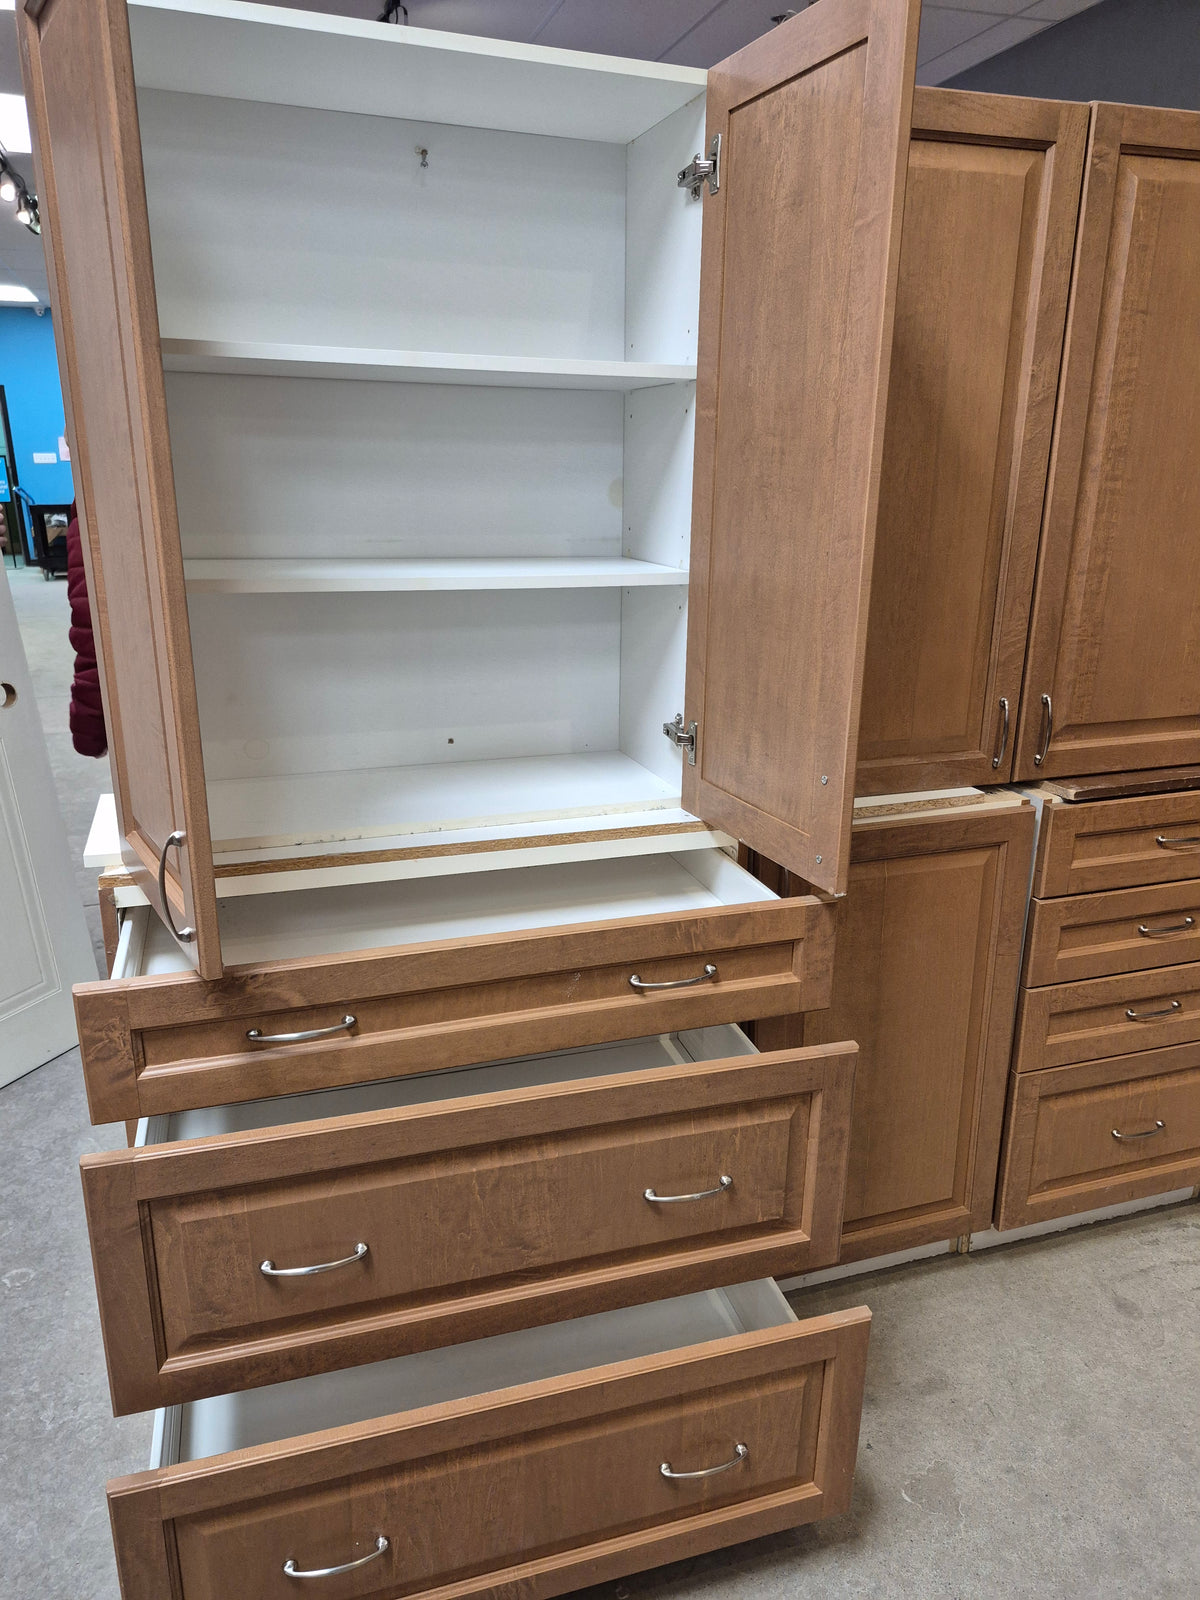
xmin=1156 ymin=834 xmax=1200 ymax=851
xmin=1138 ymin=916 xmax=1194 ymax=939
xmin=1033 ymin=693 xmax=1053 ymax=767
xmin=157 ymin=831 xmax=195 ymax=943
xmin=991 ymin=696 xmax=1010 ymax=770
xmin=629 ymin=963 xmax=718 ymax=992
xmin=284 ymin=1535 xmax=388 ymax=1580
xmin=1124 ymin=1000 xmax=1181 ymax=1022
xmin=261 ymin=1241 xmax=369 ymax=1279
xmin=1112 ymin=1120 xmax=1165 ymax=1142
xmin=645 ymin=1174 xmax=733 ymax=1204
xmin=661 ymin=1442 xmax=749 ymax=1481
xmin=247 ymin=1015 xmax=356 ymax=1044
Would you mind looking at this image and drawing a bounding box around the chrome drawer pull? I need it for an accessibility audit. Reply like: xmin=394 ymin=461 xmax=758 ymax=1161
xmin=629 ymin=963 xmax=718 ymax=992
xmin=1033 ymin=693 xmax=1053 ymax=767
xmin=261 ymin=1241 xmax=369 ymax=1278
xmin=157 ymin=831 xmax=195 ymax=943
xmin=991 ymin=696 xmax=1010 ymax=770
xmin=1156 ymin=833 xmax=1200 ymax=851
xmin=1124 ymin=1000 xmax=1182 ymax=1022
xmin=284 ymin=1535 xmax=388 ymax=1580
xmin=1138 ymin=916 xmax=1194 ymax=938
xmin=1112 ymin=1120 xmax=1166 ymax=1142
xmin=247 ymin=1015 xmax=356 ymax=1044
xmin=661 ymin=1442 xmax=749 ymax=1481
xmin=645 ymin=1174 xmax=733 ymax=1204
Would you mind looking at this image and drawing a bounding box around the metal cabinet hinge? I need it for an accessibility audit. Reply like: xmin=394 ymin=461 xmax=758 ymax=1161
xmin=664 ymin=712 xmax=697 ymax=764
xmin=677 ymin=133 xmax=720 ymax=200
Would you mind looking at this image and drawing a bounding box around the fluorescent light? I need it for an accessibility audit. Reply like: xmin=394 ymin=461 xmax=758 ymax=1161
xmin=0 ymin=95 xmax=31 ymax=155
xmin=0 ymin=284 xmax=38 ymax=303
xmin=0 ymin=2 xmax=15 ymax=11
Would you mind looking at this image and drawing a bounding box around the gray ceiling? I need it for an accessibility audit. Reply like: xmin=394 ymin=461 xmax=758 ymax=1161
xmin=0 ymin=0 xmax=1104 ymax=306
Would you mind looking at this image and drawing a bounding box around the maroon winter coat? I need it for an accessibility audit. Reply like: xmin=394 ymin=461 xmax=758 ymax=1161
xmin=67 ymin=507 xmax=107 ymax=758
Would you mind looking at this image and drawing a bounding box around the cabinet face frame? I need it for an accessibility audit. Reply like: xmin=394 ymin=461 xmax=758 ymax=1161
xmin=756 ymin=801 xmax=1034 ymax=1259
xmin=1016 ymin=101 xmax=1200 ymax=780
xmin=856 ymin=89 xmax=1088 ymax=796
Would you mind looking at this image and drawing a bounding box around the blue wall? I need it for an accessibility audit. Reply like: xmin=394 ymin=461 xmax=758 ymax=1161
xmin=0 ymin=306 xmax=74 ymax=511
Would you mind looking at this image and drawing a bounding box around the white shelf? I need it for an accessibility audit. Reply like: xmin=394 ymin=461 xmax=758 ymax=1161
xmin=183 ymin=557 xmax=689 ymax=594
xmin=160 ymin=339 xmax=695 ymax=390
xmin=129 ymin=0 xmax=707 ymax=146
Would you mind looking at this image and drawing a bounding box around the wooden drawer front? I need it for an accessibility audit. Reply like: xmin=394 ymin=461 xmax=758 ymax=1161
xmin=1034 ymin=792 xmax=1200 ymax=897
xmin=1024 ymin=879 xmax=1200 ymax=986
xmin=1014 ymin=961 xmax=1200 ymax=1072
xmin=109 ymin=1307 xmax=870 ymax=1600
xmin=996 ymin=1047 xmax=1200 ymax=1228
xmin=76 ymin=898 xmax=834 ymax=1124
xmin=84 ymin=1045 xmax=855 ymax=1413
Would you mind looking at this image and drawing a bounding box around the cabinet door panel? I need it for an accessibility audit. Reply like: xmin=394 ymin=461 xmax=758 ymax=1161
xmin=685 ymin=0 xmax=919 ymax=896
xmin=20 ymin=0 xmax=219 ymax=974
xmin=756 ymin=804 xmax=1033 ymax=1259
xmin=857 ymin=90 xmax=1087 ymax=795
xmin=1017 ymin=103 xmax=1200 ymax=779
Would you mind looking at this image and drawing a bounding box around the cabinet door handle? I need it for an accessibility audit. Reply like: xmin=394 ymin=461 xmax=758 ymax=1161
xmin=629 ymin=963 xmax=718 ymax=992
xmin=1138 ymin=916 xmax=1194 ymax=938
xmin=1156 ymin=833 xmax=1200 ymax=851
xmin=1124 ymin=1000 xmax=1182 ymax=1021
xmin=1112 ymin=1120 xmax=1166 ymax=1142
xmin=661 ymin=1442 xmax=749 ymax=1480
xmin=1033 ymin=693 xmax=1053 ymax=767
xmin=261 ymin=1241 xmax=369 ymax=1278
xmin=991 ymin=696 xmax=1010 ymax=770
xmin=645 ymin=1174 xmax=733 ymax=1204
xmin=157 ymin=831 xmax=195 ymax=943
xmin=284 ymin=1536 xmax=388 ymax=1580
xmin=247 ymin=1015 xmax=357 ymax=1043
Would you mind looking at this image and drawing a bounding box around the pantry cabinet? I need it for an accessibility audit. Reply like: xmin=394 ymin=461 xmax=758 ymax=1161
xmin=754 ymin=795 xmax=1034 ymax=1259
xmin=22 ymin=0 xmax=920 ymax=985
xmin=1015 ymin=103 xmax=1200 ymax=779
xmin=856 ymin=89 xmax=1087 ymax=796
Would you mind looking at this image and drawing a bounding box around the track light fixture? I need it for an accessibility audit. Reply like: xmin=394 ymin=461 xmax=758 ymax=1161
xmin=0 ymin=147 xmax=41 ymax=235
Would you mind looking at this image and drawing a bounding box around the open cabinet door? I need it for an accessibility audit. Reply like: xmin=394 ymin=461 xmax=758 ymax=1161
xmin=683 ymin=0 xmax=921 ymax=896
xmin=20 ymin=0 xmax=220 ymax=975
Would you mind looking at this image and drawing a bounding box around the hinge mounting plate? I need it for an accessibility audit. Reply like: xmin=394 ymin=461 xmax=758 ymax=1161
xmin=677 ymin=133 xmax=721 ymax=201
xmin=663 ymin=712 xmax=697 ymax=765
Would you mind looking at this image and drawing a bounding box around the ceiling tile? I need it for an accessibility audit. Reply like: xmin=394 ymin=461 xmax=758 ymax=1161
xmin=658 ymin=0 xmax=778 ymax=69
xmin=0 ymin=18 xmax=24 ymax=99
xmin=918 ymin=6 xmax=991 ymax=66
xmin=934 ymin=0 xmax=1031 ymax=12
xmin=405 ymin=0 xmax=559 ymax=40
xmin=534 ymin=0 xmax=715 ymax=60
xmin=1020 ymin=0 xmax=1105 ymax=20
xmin=917 ymin=14 xmax=1049 ymax=81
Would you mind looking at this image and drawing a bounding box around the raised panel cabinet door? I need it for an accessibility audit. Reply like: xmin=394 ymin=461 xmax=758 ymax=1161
xmin=757 ymin=803 xmax=1034 ymax=1259
xmin=856 ymin=89 xmax=1088 ymax=795
xmin=684 ymin=0 xmax=920 ymax=897
xmin=1016 ymin=103 xmax=1200 ymax=780
xmin=19 ymin=0 xmax=220 ymax=975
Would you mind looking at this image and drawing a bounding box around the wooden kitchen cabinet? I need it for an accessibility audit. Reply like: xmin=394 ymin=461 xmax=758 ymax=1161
xmin=21 ymin=0 xmax=920 ymax=985
xmin=856 ymin=89 xmax=1087 ymax=796
xmin=755 ymin=795 xmax=1034 ymax=1261
xmin=1015 ymin=102 xmax=1200 ymax=779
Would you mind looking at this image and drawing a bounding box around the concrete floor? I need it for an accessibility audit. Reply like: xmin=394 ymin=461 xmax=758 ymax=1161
xmin=2 ymin=561 xmax=1199 ymax=1599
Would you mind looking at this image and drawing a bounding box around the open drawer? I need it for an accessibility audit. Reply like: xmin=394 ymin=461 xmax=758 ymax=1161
xmin=74 ymin=848 xmax=834 ymax=1124
xmin=109 ymin=1281 xmax=870 ymax=1600
xmin=83 ymin=1023 xmax=854 ymax=1413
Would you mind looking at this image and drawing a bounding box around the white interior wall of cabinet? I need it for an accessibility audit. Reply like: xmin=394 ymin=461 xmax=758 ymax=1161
xmin=624 ymin=96 xmax=706 ymax=366
xmin=139 ymin=89 xmax=628 ymax=360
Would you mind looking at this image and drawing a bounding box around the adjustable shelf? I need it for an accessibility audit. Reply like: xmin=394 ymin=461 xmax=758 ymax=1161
xmin=183 ymin=557 xmax=690 ymax=594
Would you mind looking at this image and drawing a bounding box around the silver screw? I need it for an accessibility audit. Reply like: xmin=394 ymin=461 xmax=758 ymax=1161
xmin=815 ymin=854 xmax=823 ymax=864
xmin=820 ymin=774 xmax=828 ymax=785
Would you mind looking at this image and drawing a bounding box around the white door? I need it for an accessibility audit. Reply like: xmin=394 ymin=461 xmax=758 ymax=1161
xmin=0 ymin=565 xmax=95 ymax=1087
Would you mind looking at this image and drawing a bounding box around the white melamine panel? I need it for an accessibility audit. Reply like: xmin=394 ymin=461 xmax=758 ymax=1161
xmin=183 ymin=558 xmax=688 ymax=593
xmin=165 ymin=374 xmax=625 ymax=562
xmin=129 ymin=0 xmax=708 ymax=146
xmin=188 ymin=588 xmax=622 ymax=781
xmin=162 ymin=1023 xmax=751 ymax=1141
xmin=161 ymin=342 xmax=696 ymax=390
xmin=625 ymin=96 xmax=706 ymax=365
xmin=619 ymin=588 xmax=689 ymax=788
xmin=171 ymin=1283 xmax=791 ymax=1462
xmin=140 ymin=90 xmax=627 ymax=359
xmin=622 ymin=382 xmax=695 ymax=568
xmin=210 ymin=848 xmax=776 ymax=964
